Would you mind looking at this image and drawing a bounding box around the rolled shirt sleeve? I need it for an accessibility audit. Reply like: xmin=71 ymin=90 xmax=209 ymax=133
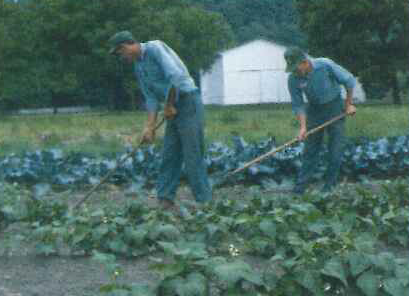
xmin=288 ymin=75 xmax=306 ymax=116
xmin=325 ymin=58 xmax=356 ymax=90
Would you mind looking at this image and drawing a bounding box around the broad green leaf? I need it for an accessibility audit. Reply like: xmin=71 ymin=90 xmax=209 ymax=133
xmin=358 ymin=217 xmax=376 ymax=227
xmin=73 ymin=231 xmax=89 ymax=245
xmin=235 ymin=214 xmax=253 ymax=225
xmin=270 ymin=254 xmax=285 ymax=262
xmin=93 ymin=224 xmax=110 ymax=240
xmin=329 ymin=218 xmax=344 ymax=236
xmin=259 ymin=219 xmax=277 ymax=238
xmin=151 ymin=262 xmax=185 ymax=278
xmin=35 ymin=243 xmax=55 ymax=256
xmin=205 ymin=223 xmax=221 ymax=239
xmin=357 ymin=271 xmax=379 ymax=296
xmin=383 ymin=278 xmax=407 ymax=296
xmin=307 ymin=220 xmax=328 ymax=234
xmin=150 ymin=224 xmax=180 ymax=241
xmin=252 ymin=237 xmax=274 ymax=256
xmin=92 ymin=251 xmax=116 ymax=265
xmin=263 ymin=271 xmax=278 ymax=291
xmin=369 ymin=252 xmax=395 ymax=272
xmin=395 ymin=264 xmax=409 ymax=286
xmin=295 ymin=270 xmax=324 ymax=295
xmin=290 ymin=202 xmax=317 ymax=214
xmin=90 ymin=209 xmax=105 ymax=217
xmin=195 ymin=256 xmax=227 ymax=269
xmin=354 ymin=233 xmax=376 ymax=253
xmin=113 ymin=217 xmax=128 ymax=226
xmin=212 ymin=260 xmax=263 ymax=287
xmin=175 ymin=273 xmax=208 ymax=296
xmin=382 ymin=210 xmax=397 ymax=222
xmin=158 ymin=241 xmax=208 ymax=260
xmin=124 ymin=227 xmax=147 ymax=245
xmin=321 ymin=257 xmax=348 ymax=287
xmin=287 ymin=232 xmax=304 ymax=246
xmin=348 ymin=252 xmax=372 ymax=276
xmin=1 ymin=205 xmax=15 ymax=216
xmin=108 ymin=239 xmax=128 ymax=254
xmin=129 ymin=284 xmax=156 ymax=296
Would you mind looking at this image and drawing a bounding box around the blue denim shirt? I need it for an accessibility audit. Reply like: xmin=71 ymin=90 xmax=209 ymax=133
xmin=288 ymin=58 xmax=356 ymax=115
xmin=134 ymin=40 xmax=197 ymax=112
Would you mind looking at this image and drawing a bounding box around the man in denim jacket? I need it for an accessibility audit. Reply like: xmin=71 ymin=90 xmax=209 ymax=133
xmin=285 ymin=46 xmax=357 ymax=194
xmin=109 ymin=31 xmax=212 ymax=208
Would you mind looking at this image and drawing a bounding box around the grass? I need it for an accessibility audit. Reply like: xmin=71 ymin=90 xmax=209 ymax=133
xmin=0 ymin=103 xmax=408 ymax=157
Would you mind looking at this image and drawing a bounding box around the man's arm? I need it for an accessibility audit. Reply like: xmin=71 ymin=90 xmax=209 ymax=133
xmin=296 ymin=114 xmax=307 ymax=140
xmin=141 ymin=112 xmax=158 ymax=144
xmin=325 ymin=58 xmax=356 ymax=115
xmin=163 ymin=86 xmax=177 ymax=120
xmin=345 ymin=88 xmax=356 ymax=115
xmin=288 ymin=76 xmax=308 ymax=140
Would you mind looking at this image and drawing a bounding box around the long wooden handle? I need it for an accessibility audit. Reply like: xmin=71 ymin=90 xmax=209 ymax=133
xmin=73 ymin=117 xmax=165 ymax=210
xmin=228 ymin=113 xmax=347 ymax=176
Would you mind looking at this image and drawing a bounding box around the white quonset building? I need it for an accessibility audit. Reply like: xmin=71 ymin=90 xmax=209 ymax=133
xmin=200 ymin=39 xmax=366 ymax=105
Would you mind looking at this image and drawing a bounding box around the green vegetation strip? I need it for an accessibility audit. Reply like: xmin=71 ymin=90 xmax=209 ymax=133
xmin=0 ymin=104 xmax=408 ymax=156
xmin=1 ymin=180 xmax=408 ymax=295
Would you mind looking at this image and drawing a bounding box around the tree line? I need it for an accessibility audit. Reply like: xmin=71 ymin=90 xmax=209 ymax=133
xmin=0 ymin=0 xmax=407 ymax=111
xmin=0 ymin=0 xmax=234 ymax=111
xmin=296 ymin=0 xmax=409 ymax=104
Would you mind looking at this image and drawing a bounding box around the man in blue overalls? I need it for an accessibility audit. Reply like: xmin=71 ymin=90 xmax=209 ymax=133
xmin=108 ymin=31 xmax=212 ymax=208
xmin=285 ymin=47 xmax=357 ymax=194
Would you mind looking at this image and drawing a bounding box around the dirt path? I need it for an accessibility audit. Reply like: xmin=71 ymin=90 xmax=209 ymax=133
xmin=0 ymin=254 xmax=158 ymax=296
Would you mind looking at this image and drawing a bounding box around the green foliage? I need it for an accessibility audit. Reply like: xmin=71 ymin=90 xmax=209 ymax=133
xmin=0 ymin=182 xmax=31 ymax=227
xmin=219 ymin=109 xmax=240 ymax=124
xmin=0 ymin=0 xmax=233 ymax=110
xmin=190 ymin=0 xmax=305 ymax=46
xmin=1 ymin=134 xmax=408 ymax=191
xmin=296 ymin=0 xmax=409 ymax=103
xmin=1 ymin=178 xmax=408 ymax=295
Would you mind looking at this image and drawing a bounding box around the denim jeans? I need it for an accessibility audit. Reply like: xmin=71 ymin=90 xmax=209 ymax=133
xmin=156 ymin=90 xmax=212 ymax=202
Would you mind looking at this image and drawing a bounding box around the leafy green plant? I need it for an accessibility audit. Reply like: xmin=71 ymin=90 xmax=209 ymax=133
xmin=1 ymin=178 xmax=408 ymax=295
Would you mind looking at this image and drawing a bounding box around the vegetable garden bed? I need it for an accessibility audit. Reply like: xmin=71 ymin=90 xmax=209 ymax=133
xmin=1 ymin=177 xmax=408 ymax=295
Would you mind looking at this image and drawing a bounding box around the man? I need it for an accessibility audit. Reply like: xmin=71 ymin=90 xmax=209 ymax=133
xmin=108 ymin=31 xmax=212 ymax=207
xmin=284 ymin=46 xmax=357 ymax=194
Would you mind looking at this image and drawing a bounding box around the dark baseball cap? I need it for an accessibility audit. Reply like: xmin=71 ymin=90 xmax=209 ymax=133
xmin=108 ymin=31 xmax=135 ymax=54
xmin=284 ymin=46 xmax=307 ymax=73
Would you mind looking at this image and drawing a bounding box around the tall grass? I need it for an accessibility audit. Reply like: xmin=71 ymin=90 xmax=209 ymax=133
xmin=0 ymin=104 xmax=407 ymax=157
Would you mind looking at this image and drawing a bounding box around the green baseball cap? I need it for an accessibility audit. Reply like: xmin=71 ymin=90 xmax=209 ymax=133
xmin=284 ymin=46 xmax=307 ymax=73
xmin=108 ymin=30 xmax=135 ymax=54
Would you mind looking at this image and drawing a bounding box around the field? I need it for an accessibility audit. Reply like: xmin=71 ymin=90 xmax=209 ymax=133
xmin=0 ymin=104 xmax=408 ymax=157
xmin=0 ymin=103 xmax=409 ymax=296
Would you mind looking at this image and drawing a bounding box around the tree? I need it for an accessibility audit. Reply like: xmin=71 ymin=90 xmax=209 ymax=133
xmin=296 ymin=0 xmax=409 ymax=104
xmin=0 ymin=0 xmax=234 ymax=110
xmin=189 ymin=0 xmax=305 ymax=46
